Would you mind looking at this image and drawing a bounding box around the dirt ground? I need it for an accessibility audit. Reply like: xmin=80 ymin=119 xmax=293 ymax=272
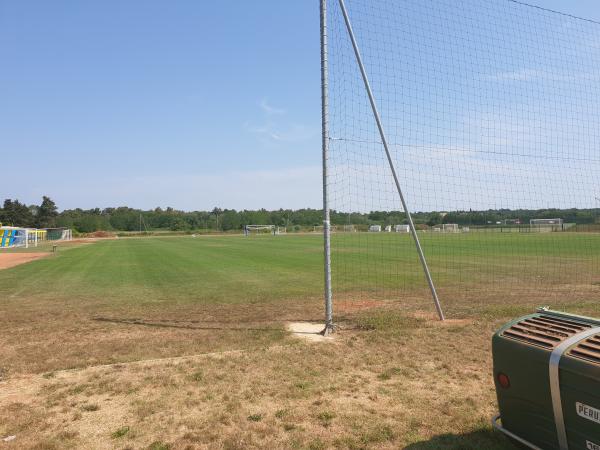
xmin=0 ymin=311 xmax=506 ymax=450
xmin=0 ymin=253 xmax=49 ymax=270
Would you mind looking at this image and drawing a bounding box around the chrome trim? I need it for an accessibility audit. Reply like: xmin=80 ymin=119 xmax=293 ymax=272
xmin=549 ymin=326 xmax=600 ymax=450
xmin=491 ymin=414 xmax=543 ymax=450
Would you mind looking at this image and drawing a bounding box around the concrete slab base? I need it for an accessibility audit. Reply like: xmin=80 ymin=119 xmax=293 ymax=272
xmin=286 ymin=322 xmax=334 ymax=342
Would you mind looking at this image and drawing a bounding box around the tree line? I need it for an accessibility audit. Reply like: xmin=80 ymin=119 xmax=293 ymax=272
xmin=0 ymin=197 xmax=598 ymax=233
xmin=0 ymin=197 xmax=58 ymax=229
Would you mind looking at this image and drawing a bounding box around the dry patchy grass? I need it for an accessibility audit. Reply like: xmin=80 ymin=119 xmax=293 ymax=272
xmin=1 ymin=236 xmax=599 ymax=448
xmin=5 ymin=298 xmax=597 ymax=449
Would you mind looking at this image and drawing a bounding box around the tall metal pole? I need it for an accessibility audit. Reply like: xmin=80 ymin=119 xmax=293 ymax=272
xmin=320 ymin=0 xmax=334 ymax=334
xmin=337 ymin=0 xmax=445 ymax=320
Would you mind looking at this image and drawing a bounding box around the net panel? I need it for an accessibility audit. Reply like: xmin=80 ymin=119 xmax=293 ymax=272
xmin=327 ymin=0 xmax=600 ymax=310
xmin=245 ymin=225 xmax=276 ymax=236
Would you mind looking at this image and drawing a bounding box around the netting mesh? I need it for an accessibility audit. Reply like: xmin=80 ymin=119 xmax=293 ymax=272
xmin=326 ymin=0 xmax=600 ymax=311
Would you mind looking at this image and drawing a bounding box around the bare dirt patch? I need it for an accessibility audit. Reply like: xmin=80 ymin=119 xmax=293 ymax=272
xmin=0 ymin=311 xmax=509 ymax=449
xmin=286 ymin=322 xmax=333 ymax=342
xmin=0 ymin=253 xmax=48 ymax=270
xmin=83 ymin=231 xmax=116 ymax=238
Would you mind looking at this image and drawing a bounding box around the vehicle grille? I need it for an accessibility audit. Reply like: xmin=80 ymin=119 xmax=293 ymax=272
xmin=569 ymin=334 xmax=600 ymax=365
xmin=502 ymin=315 xmax=591 ymax=349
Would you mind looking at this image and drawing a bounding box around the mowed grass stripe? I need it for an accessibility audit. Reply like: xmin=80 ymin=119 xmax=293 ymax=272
xmin=0 ymin=236 xmax=326 ymax=306
xmin=1 ymin=232 xmax=599 ymax=303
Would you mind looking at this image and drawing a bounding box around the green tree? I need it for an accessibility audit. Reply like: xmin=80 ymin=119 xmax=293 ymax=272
xmin=170 ymin=217 xmax=189 ymax=231
xmin=211 ymin=207 xmax=223 ymax=230
xmin=36 ymin=196 xmax=58 ymax=228
xmin=1 ymin=199 xmax=34 ymax=227
xmin=220 ymin=209 xmax=241 ymax=231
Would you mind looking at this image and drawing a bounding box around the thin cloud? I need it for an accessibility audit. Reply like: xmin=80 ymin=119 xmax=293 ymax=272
xmin=243 ymin=121 xmax=280 ymax=141
xmin=245 ymin=100 xmax=316 ymax=144
xmin=487 ymin=68 xmax=578 ymax=82
xmin=488 ymin=68 xmax=544 ymax=82
xmin=259 ymin=99 xmax=285 ymax=115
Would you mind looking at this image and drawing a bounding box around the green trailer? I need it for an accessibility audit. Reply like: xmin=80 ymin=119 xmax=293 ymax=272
xmin=492 ymin=308 xmax=600 ymax=449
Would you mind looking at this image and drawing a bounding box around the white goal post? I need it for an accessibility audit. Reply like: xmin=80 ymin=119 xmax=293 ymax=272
xmin=0 ymin=227 xmax=51 ymax=249
xmin=244 ymin=225 xmax=276 ymax=236
xmin=530 ymin=218 xmax=564 ymax=232
xmin=0 ymin=227 xmax=27 ymax=249
xmin=442 ymin=224 xmax=459 ymax=233
xmin=314 ymin=225 xmax=337 ymax=233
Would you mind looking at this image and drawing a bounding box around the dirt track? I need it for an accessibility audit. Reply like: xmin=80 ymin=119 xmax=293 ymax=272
xmin=0 ymin=253 xmax=48 ymax=270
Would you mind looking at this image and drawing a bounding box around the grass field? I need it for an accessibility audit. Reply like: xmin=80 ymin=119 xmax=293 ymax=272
xmin=1 ymin=233 xmax=599 ymax=449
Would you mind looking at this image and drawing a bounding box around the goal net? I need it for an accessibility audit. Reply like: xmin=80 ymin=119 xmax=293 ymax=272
xmin=530 ymin=218 xmax=564 ymax=232
xmin=244 ymin=225 xmax=275 ymax=236
xmin=441 ymin=224 xmax=459 ymax=234
xmin=0 ymin=227 xmax=47 ymax=249
xmin=0 ymin=227 xmax=26 ymax=249
xmin=46 ymin=228 xmax=72 ymax=241
xmin=324 ymin=0 xmax=600 ymax=314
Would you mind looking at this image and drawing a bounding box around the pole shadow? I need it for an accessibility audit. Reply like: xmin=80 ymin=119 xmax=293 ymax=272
xmin=403 ymin=428 xmax=515 ymax=450
xmin=92 ymin=316 xmax=287 ymax=333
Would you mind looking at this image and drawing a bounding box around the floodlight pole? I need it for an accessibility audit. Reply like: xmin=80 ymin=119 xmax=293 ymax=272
xmin=337 ymin=0 xmax=445 ymax=320
xmin=320 ymin=0 xmax=334 ymax=334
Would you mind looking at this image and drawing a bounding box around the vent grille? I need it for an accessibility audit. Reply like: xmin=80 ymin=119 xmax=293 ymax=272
xmin=569 ymin=334 xmax=600 ymax=365
xmin=502 ymin=315 xmax=591 ymax=349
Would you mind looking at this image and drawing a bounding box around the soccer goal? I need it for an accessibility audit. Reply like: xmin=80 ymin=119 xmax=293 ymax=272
xmin=314 ymin=225 xmax=337 ymax=233
xmin=0 ymin=227 xmax=47 ymax=249
xmin=319 ymin=0 xmax=600 ymax=332
xmin=530 ymin=219 xmax=564 ymax=232
xmin=442 ymin=224 xmax=459 ymax=234
xmin=244 ymin=225 xmax=276 ymax=236
xmin=46 ymin=228 xmax=72 ymax=241
xmin=0 ymin=227 xmax=26 ymax=249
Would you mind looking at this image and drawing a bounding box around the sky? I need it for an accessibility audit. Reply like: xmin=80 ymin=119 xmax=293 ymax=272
xmin=326 ymin=0 xmax=600 ymax=213
xmin=1 ymin=1 xmax=600 ymax=212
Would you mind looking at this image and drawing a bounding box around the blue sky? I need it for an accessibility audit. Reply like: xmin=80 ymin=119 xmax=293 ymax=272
xmin=326 ymin=0 xmax=600 ymax=213
xmin=1 ymin=1 xmax=600 ymax=211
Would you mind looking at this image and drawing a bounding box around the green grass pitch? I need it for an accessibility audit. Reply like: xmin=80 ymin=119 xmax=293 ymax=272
xmin=1 ymin=233 xmax=599 ymax=448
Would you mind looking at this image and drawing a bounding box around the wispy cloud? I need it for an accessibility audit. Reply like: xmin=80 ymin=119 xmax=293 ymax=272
xmin=245 ymin=98 xmax=317 ymax=144
xmin=243 ymin=122 xmax=281 ymax=141
xmin=487 ymin=68 xmax=579 ymax=82
xmin=259 ymin=98 xmax=285 ymax=116
xmin=488 ymin=68 xmax=542 ymax=82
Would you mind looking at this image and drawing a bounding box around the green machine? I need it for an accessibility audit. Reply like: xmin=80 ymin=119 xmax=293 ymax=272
xmin=492 ymin=308 xmax=600 ymax=449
